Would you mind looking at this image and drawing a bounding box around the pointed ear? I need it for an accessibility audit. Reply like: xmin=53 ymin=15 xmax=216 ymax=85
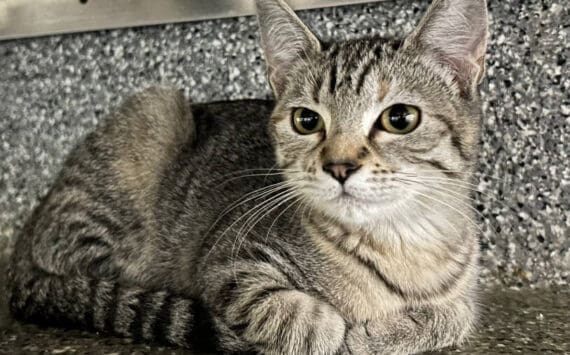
xmin=255 ymin=0 xmax=321 ymax=97
xmin=404 ymin=0 xmax=489 ymax=95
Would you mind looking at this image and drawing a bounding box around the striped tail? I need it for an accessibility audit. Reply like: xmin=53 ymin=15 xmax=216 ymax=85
xmin=8 ymin=268 xmax=216 ymax=351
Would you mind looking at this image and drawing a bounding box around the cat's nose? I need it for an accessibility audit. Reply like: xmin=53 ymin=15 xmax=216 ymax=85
xmin=322 ymin=161 xmax=361 ymax=184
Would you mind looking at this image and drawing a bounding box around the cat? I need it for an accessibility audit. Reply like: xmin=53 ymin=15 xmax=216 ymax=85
xmin=8 ymin=0 xmax=489 ymax=354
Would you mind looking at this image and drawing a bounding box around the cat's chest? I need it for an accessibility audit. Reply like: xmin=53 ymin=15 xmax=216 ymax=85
xmin=309 ymin=236 xmax=406 ymax=322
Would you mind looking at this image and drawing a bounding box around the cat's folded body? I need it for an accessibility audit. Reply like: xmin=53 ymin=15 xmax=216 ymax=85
xmin=8 ymin=0 xmax=489 ymax=354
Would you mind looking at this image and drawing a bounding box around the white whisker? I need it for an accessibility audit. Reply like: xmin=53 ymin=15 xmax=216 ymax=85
xmin=263 ymin=196 xmax=305 ymax=244
xmin=203 ymin=183 xmax=298 ymax=263
xmin=396 ymin=173 xmax=516 ymax=212
xmin=400 ymin=169 xmax=508 ymax=182
xmin=398 ymin=178 xmax=504 ymax=242
xmin=395 ymin=179 xmax=483 ymax=235
xmin=231 ymin=192 xmax=301 ymax=282
xmin=229 ymin=190 xmax=300 ymax=261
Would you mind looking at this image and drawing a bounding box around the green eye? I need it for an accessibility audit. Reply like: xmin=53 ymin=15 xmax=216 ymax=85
xmin=292 ymin=108 xmax=325 ymax=135
xmin=378 ymin=104 xmax=421 ymax=134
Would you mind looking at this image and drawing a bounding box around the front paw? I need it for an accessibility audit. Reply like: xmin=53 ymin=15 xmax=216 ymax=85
xmin=343 ymin=305 xmax=470 ymax=355
xmin=344 ymin=322 xmax=389 ymax=355
xmin=343 ymin=309 xmax=431 ymax=355
xmin=243 ymin=290 xmax=346 ymax=355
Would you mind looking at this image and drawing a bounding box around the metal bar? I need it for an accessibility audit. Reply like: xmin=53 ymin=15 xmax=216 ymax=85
xmin=0 ymin=0 xmax=381 ymax=41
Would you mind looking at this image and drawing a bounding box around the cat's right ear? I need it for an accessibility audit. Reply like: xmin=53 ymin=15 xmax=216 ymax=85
xmin=255 ymin=0 xmax=321 ymax=98
xmin=403 ymin=0 xmax=489 ymax=96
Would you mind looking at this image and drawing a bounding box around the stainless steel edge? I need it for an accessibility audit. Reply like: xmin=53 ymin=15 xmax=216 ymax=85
xmin=0 ymin=0 xmax=382 ymax=41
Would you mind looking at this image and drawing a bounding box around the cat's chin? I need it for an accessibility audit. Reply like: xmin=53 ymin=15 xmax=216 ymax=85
xmin=314 ymin=192 xmax=408 ymax=228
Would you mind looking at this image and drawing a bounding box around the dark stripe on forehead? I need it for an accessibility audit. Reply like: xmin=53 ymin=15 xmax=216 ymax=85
xmin=355 ymin=62 xmax=373 ymax=94
xmin=329 ymin=60 xmax=338 ymax=94
xmin=327 ymin=46 xmax=340 ymax=94
xmin=312 ymin=74 xmax=323 ymax=103
xmin=390 ymin=39 xmax=403 ymax=51
xmin=328 ymin=40 xmax=393 ymax=95
xmin=356 ymin=43 xmax=384 ymax=94
xmin=339 ymin=47 xmax=363 ymax=90
xmin=374 ymin=43 xmax=384 ymax=58
xmin=433 ymin=114 xmax=470 ymax=161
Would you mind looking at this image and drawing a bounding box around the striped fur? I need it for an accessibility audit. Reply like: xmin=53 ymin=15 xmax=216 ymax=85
xmin=9 ymin=0 xmax=488 ymax=354
xmin=9 ymin=271 xmax=212 ymax=349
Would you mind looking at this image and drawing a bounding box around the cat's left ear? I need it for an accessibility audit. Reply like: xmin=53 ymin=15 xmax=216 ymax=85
xmin=404 ymin=0 xmax=489 ymax=95
xmin=256 ymin=0 xmax=321 ymax=97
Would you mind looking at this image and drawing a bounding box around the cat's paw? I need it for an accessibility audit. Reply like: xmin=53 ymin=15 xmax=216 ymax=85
xmin=344 ymin=322 xmax=385 ymax=355
xmin=344 ymin=306 xmax=465 ymax=355
xmin=244 ymin=290 xmax=346 ymax=355
xmin=344 ymin=318 xmax=414 ymax=355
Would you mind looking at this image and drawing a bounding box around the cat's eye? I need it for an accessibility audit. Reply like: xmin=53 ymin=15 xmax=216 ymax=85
xmin=377 ymin=104 xmax=421 ymax=134
xmin=292 ymin=108 xmax=325 ymax=135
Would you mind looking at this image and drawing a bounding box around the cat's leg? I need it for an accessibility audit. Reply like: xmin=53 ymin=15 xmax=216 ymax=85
xmin=203 ymin=262 xmax=347 ymax=355
xmin=344 ymin=299 xmax=476 ymax=354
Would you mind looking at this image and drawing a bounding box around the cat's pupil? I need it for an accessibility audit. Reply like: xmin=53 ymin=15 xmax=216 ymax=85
xmin=389 ymin=104 xmax=414 ymax=130
xmin=300 ymin=109 xmax=320 ymax=131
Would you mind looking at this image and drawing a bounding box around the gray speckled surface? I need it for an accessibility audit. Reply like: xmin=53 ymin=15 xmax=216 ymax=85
xmin=0 ymin=0 xmax=569 ymax=287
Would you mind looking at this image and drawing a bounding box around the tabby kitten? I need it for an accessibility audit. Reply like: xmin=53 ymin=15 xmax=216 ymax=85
xmin=8 ymin=0 xmax=488 ymax=353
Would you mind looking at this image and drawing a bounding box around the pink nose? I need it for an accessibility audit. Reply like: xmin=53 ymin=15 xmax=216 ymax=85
xmin=322 ymin=161 xmax=361 ymax=184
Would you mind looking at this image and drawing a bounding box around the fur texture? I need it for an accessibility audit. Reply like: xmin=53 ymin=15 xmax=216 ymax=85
xmin=9 ymin=0 xmax=488 ymax=354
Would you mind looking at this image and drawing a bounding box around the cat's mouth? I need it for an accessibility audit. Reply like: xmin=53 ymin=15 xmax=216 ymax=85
xmin=311 ymin=185 xmax=368 ymax=206
xmin=330 ymin=185 xmax=400 ymax=205
xmin=336 ymin=190 xmax=356 ymax=200
xmin=335 ymin=189 xmax=374 ymax=204
xmin=305 ymin=179 xmax=402 ymax=210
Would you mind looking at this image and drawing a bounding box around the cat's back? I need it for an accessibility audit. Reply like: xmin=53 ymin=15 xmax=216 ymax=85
xmin=192 ymin=99 xmax=275 ymax=146
xmin=140 ymin=98 xmax=286 ymax=292
xmin=156 ymin=98 xmax=278 ymax=226
xmin=10 ymin=91 xmax=278 ymax=292
xmin=149 ymin=98 xmax=281 ymax=257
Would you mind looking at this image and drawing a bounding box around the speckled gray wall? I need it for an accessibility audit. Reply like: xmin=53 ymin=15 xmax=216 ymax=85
xmin=0 ymin=0 xmax=568 ymax=287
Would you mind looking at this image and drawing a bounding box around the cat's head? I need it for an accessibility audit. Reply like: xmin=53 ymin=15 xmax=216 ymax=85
xmin=255 ymin=0 xmax=488 ymax=233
